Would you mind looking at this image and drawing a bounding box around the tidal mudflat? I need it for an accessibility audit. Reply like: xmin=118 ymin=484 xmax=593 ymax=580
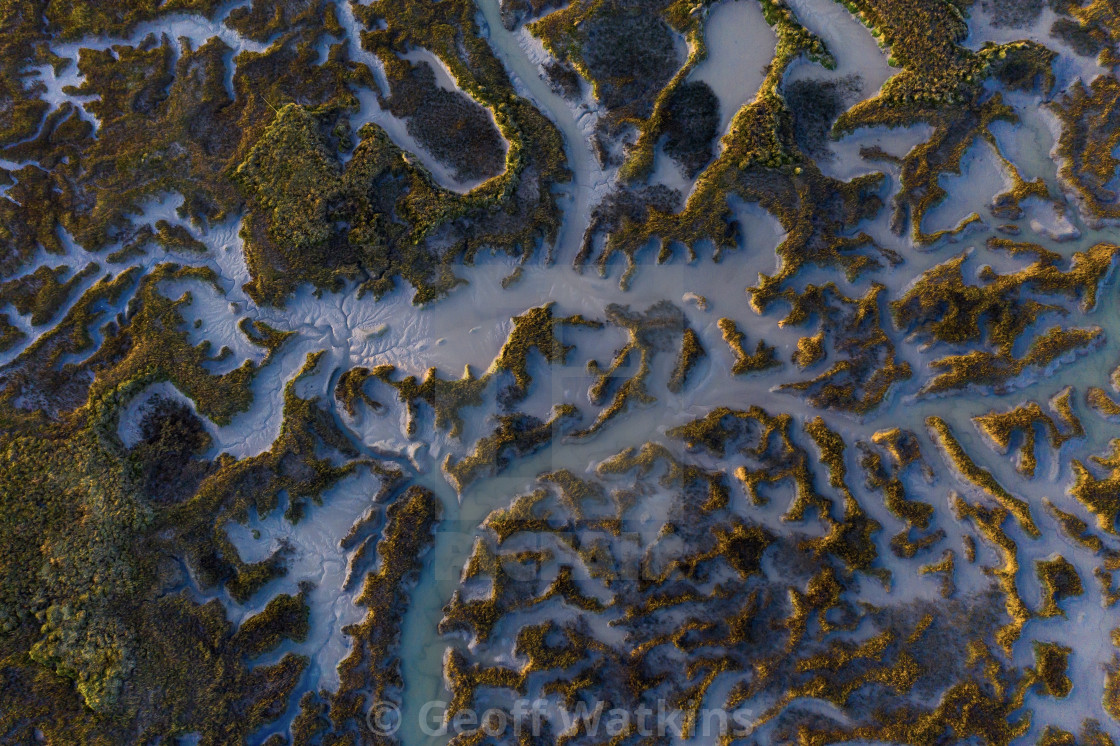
xmin=2 ymin=0 xmax=1120 ymax=744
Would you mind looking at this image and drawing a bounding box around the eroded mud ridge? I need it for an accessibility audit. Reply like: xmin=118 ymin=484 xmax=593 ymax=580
xmin=4 ymin=0 xmax=1120 ymax=743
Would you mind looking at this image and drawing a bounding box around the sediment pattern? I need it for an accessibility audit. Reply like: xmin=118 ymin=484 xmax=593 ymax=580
xmin=1 ymin=0 xmax=1120 ymax=744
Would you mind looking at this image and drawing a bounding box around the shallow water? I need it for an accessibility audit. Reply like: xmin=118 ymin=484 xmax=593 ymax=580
xmin=689 ymin=0 xmax=776 ymax=137
xmin=921 ymin=138 xmax=1013 ymax=236
xmin=785 ymin=0 xmax=893 ymax=101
